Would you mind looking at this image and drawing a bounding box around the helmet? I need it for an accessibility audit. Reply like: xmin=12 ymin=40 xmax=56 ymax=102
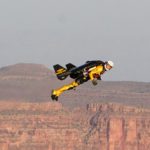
xmin=105 ymin=60 xmax=114 ymax=71
xmin=107 ymin=61 xmax=114 ymax=67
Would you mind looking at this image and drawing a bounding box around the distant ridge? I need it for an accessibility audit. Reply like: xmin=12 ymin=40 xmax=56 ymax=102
xmin=0 ymin=63 xmax=150 ymax=109
xmin=0 ymin=63 xmax=53 ymax=77
xmin=0 ymin=63 xmax=57 ymax=102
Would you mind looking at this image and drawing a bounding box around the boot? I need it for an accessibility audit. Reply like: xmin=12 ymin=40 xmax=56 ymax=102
xmin=51 ymin=90 xmax=59 ymax=101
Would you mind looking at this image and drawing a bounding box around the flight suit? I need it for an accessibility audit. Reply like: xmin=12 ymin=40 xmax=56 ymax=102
xmin=51 ymin=65 xmax=106 ymax=100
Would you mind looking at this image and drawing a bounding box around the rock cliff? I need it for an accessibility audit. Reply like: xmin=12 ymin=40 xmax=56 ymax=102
xmin=0 ymin=102 xmax=149 ymax=150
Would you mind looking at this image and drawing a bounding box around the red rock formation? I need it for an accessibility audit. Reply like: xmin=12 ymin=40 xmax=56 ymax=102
xmin=0 ymin=102 xmax=149 ymax=150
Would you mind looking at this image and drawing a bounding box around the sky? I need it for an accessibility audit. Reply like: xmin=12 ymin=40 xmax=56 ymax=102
xmin=0 ymin=0 xmax=150 ymax=82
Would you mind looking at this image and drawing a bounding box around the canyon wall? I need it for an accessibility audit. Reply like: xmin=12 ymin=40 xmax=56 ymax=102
xmin=0 ymin=102 xmax=149 ymax=150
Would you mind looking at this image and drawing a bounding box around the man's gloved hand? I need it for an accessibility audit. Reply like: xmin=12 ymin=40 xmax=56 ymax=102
xmin=93 ymin=74 xmax=101 ymax=80
xmin=92 ymin=78 xmax=98 ymax=86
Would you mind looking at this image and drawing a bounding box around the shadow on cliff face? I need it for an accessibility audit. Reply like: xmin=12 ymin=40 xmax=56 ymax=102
xmin=84 ymin=106 xmax=110 ymax=144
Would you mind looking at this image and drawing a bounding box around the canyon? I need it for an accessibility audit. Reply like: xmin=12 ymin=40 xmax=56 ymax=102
xmin=0 ymin=63 xmax=149 ymax=150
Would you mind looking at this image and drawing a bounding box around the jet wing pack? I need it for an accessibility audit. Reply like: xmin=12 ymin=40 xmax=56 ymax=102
xmin=53 ymin=60 xmax=105 ymax=80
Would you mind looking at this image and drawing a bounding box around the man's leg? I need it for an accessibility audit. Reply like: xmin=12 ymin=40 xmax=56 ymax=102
xmin=51 ymin=81 xmax=79 ymax=100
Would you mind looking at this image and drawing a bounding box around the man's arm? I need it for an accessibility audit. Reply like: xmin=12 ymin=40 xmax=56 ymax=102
xmin=89 ymin=66 xmax=103 ymax=85
xmin=89 ymin=66 xmax=103 ymax=80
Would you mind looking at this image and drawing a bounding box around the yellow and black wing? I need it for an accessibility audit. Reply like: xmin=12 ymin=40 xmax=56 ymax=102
xmin=53 ymin=64 xmax=69 ymax=80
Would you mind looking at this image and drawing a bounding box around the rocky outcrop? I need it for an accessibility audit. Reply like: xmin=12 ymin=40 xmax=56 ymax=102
xmin=87 ymin=103 xmax=150 ymax=114
xmin=85 ymin=103 xmax=150 ymax=150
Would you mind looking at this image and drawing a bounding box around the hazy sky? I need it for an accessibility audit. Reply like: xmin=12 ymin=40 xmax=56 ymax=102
xmin=0 ymin=0 xmax=150 ymax=82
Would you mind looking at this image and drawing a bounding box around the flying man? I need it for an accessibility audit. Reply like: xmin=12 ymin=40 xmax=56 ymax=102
xmin=51 ymin=60 xmax=114 ymax=101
